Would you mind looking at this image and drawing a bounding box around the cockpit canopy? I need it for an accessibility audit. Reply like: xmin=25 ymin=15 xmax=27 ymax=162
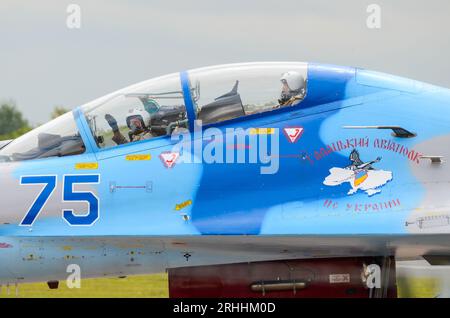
xmin=189 ymin=62 xmax=308 ymax=125
xmin=83 ymin=72 xmax=189 ymax=149
xmin=0 ymin=62 xmax=308 ymax=162
xmin=0 ymin=112 xmax=85 ymax=162
xmin=82 ymin=62 xmax=308 ymax=150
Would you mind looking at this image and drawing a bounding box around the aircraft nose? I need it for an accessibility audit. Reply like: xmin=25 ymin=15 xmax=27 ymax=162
xmin=0 ymin=238 xmax=17 ymax=284
xmin=0 ymin=163 xmax=24 ymax=224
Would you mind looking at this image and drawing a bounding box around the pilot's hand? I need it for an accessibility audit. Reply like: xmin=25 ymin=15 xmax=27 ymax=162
xmin=105 ymin=114 xmax=119 ymax=132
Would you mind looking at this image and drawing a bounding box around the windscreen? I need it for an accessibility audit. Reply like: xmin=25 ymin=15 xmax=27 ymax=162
xmin=0 ymin=112 xmax=85 ymax=162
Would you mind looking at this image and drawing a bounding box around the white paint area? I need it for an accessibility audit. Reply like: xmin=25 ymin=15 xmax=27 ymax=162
xmin=323 ymin=167 xmax=392 ymax=196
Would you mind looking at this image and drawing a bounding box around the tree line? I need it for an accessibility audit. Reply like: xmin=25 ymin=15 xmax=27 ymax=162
xmin=0 ymin=101 xmax=68 ymax=140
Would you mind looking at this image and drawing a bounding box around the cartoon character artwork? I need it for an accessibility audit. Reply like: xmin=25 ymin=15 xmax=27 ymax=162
xmin=323 ymin=149 xmax=393 ymax=196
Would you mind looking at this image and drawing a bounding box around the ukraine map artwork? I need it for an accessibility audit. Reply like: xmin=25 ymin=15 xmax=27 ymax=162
xmin=323 ymin=149 xmax=393 ymax=196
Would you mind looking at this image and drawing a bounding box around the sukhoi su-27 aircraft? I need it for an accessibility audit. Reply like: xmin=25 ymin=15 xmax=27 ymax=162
xmin=1 ymin=62 xmax=450 ymax=297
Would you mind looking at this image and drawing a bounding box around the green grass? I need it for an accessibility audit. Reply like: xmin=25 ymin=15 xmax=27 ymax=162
xmin=1 ymin=273 xmax=442 ymax=298
xmin=1 ymin=273 xmax=169 ymax=298
xmin=397 ymin=277 xmax=441 ymax=298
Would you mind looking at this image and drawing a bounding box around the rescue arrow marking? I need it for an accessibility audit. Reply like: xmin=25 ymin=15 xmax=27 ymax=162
xmin=160 ymin=152 xmax=180 ymax=168
xmin=283 ymin=127 xmax=304 ymax=143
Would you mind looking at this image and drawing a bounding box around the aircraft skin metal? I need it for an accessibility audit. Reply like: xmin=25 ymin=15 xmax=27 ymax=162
xmin=1 ymin=62 xmax=450 ymax=284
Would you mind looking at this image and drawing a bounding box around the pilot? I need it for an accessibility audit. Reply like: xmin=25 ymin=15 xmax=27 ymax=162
xmin=278 ymin=71 xmax=306 ymax=107
xmin=125 ymin=108 xmax=154 ymax=142
xmin=105 ymin=108 xmax=153 ymax=145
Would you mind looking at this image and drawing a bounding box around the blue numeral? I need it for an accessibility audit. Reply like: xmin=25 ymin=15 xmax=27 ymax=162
xmin=20 ymin=174 xmax=100 ymax=226
xmin=20 ymin=176 xmax=57 ymax=226
xmin=63 ymin=175 xmax=100 ymax=226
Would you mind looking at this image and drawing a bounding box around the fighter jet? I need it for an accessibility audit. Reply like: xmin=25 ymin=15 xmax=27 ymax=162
xmin=1 ymin=62 xmax=450 ymax=298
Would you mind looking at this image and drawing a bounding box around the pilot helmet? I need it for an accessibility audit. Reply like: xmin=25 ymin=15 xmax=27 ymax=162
xmin=280 ymin=71 xmax=305 ymax=93
xmin=279 ymin=71 xmax=306 ymax=105
xmin=126 ymin=108 xmax=150 ymax=134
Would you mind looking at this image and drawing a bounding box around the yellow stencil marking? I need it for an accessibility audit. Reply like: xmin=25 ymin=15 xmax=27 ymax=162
xmin=175 ymin=200 xmax=193 ymax=211
xmin=126 ymin=154 xmax=152 ymax=161
xmin=249 ymin=128 xmax=275 ymax=135
xmin=75 ymin=162 xmax=99 ymax=170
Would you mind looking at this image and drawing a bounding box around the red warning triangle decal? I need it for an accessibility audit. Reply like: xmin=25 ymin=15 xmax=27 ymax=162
xmin=283 ymin=127 xmax=304 ymax=143
xmin=159 ymin=152 xmax=180 ymax=168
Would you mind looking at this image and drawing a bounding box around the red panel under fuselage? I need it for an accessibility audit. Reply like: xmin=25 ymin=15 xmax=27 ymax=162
xmin=169 ymin=257 xmax=397 ymax=298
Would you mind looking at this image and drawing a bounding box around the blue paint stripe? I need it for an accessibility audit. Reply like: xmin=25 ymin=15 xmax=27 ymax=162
xmin=180 ymin=71 xmax=196 ymax=132
xmin=73 ymin=107 xmax=98 ymax=154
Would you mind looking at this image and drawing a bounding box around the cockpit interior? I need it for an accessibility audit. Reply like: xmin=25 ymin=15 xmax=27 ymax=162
xmin=0 ymin=62 xmax=308 ymax=162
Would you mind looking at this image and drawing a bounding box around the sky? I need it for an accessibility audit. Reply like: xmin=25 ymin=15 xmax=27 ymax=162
xmin=1 ymin=0 xmax=449 ymax=124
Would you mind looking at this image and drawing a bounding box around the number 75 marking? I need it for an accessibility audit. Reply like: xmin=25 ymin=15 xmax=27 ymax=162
xmin=20 ymin=174 xmax=100 ymax=226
